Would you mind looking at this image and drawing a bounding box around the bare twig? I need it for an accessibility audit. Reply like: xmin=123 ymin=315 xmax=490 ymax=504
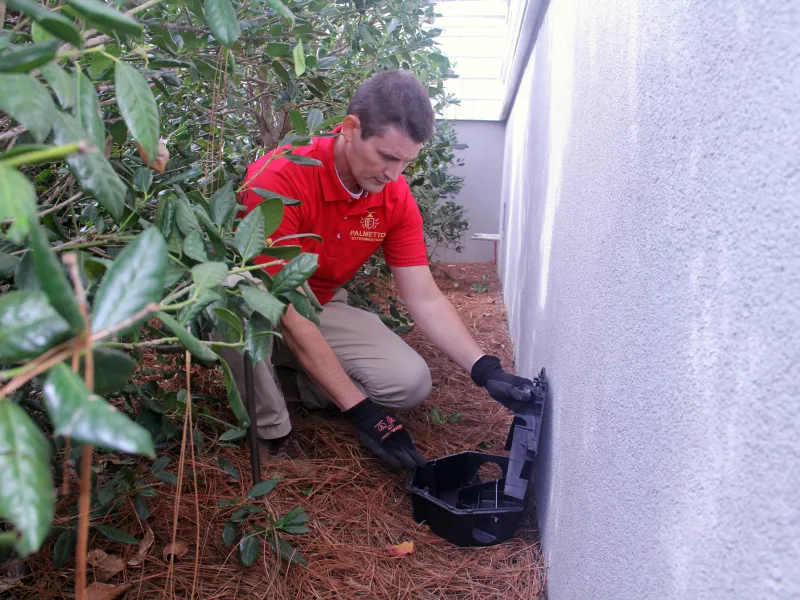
xmin=63 ymin=252 xmax=94 ymax=600
xmin=187 ymin=350 xmax=201 ymax=599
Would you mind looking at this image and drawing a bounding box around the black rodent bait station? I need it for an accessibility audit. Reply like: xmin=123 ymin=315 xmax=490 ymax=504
xmin=408 ymin=368 xmax=547 ymax=547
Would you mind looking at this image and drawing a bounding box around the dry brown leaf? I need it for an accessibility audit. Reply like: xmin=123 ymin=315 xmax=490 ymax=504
xmin=387 ymin=541 xmax=414 ymax=557
xmin=83 ymin=582 xmax=133 ymax=600
xmin=163 ymin=541 xmax=188 ymax=561
xmin=137 ymin=140 xmax=170 ymax=173
xmin=87 ymin=548 xmax=124 ymax=581
xmin=127 ymin=525 xmax=154 ymax=567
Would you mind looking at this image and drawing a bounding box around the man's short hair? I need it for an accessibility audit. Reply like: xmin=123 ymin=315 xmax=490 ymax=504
xmin=347 ymin=70 xmax=435 ymax=144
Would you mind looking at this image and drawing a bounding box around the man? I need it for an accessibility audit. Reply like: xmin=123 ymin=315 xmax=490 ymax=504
xmin=226 ymin=70 xmax=533 ymax=469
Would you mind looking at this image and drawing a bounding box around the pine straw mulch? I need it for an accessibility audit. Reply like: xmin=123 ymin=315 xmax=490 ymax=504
xmin=15 ymin=263 xmax=545 ymax=600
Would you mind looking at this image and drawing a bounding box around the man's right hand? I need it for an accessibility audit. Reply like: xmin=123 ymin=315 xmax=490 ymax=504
xmin=343 ymin=398 xmax=427 ymax=469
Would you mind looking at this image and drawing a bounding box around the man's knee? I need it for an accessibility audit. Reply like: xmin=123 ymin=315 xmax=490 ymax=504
xmin=383 ymin=355 xmax=432 ymax=411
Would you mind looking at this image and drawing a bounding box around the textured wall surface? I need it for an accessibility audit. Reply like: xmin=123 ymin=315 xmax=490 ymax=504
xmin=498 ymin=1 xmax=800 ymax=598
xmin=433 ymin=120 xmax=505 ymax=263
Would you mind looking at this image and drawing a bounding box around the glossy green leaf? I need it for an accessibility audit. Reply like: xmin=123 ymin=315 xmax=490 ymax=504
xmin=53 ymin=113 xmax=126 ymax=222
xmin=247 ymin=479 xmax=279 ymax=499
xmin=266 ymin=42 xmax=289 ymax=57
xmin=256 ymin=197 xmax=284 ymax=239
xmin=76 ymin=348 xmax=137 ymax=394
xmin=182 ymin=229 xmax=209 ymax=262
xmin=289 ymin=109 xmax=305 ymax=136
xmin=43 ymin=363 xmax=155 ymax=456
xmin=28 ymin=224 xmax=83 ymax=330
xmin=271 ymin=59 xmax=290 ymax=82
xmin=219 ymin=427 xmax=246 ymax=441
xmin=267 ymin=536 xmax=306 ymax=565
xmin=7 ymin=0 xmax=82 ymax=46
xmin=217 ymin=456 xmax=240 ymax=481
xmin=91 ymin=227 xmax=167 ymax=333
xmin=0 ymin=251 xmax=20 ymax=278
xmin=41 ymin=62 xmax=76 ymax=110
xmin=234 ymin=208 xmax=265 ymax=263
xmin=157 ymin=311 xmax=219 ymax=362
xmin=134 ymin=167 xmax=153 ymax=193
xmin=76 ymin=71 xmax=105 ymax=152
xmin=155 ymin=193 xmax=176 ymax=239
xmin=241 ymin=286 xmax=285 ymax=326
xmin=281 ymin=290 xmax=318 ymax=325
xmin=292 ymin=38 xmax=306 ymax=76
xmin=90 ymin=51 xmax=115 ymax=79
xmin=251 ymin=187 xmax=301 ymax=205
xmin=244 ymin=313 xmax=275 ymax=364
xmin=14 ymin=251 xmax=40 ymax=291
xmin=0 ymin=291 xmax=71 ymax=361
xmin=212 ymin=307 xmax=243 ymax=340
xmin=135 ymin=495 xmax=150 ymax=521
xmin=306 ymin=108 xmax=323 ymax=132
xmin=109 ymin=119 xmax=127 ymax=145
xmin=53 ymin=529 xmax=76 ymax=568
xmin=271 ymin=253 xmax=318 ymax=295
xmin=191 ymin=261 xmax=228 ymax=291
xmin=302 ymin=281 xmax=322 ymax=311
xmin=284 ymin=153 xmax=321 ymax=167
xmin=179 ymin=289 xmax=220 ymax=325
xmin=262 ymin=245 xmax=302 ymax=259
xmin=222 ymin=522 xmax=238 ymax=547
xmin=94 ymin=524 xmax=138 ymax=545
xmin=155 ymin=472 xmax=178 ymax=485
xmin=218 ymin=355 xmax=250 ymax=427
xmin=267 ymin=0 xmax=294 ymax=21
xmin=238 ymin=531 xmax=260 ymax=566
xmin=151 ymin=455 xmax=172 ymax=474
xmin=0 ymin=40 xmax=59 ymax=73
xmin=115 ymin=61 xmax=160 ymax=162
xmin=0 ymin=74 xmax=57 ymax=142
xmin=203 ymin=0 xmax=240 ymax=48
xmin=65 ymin=0 xmax=143 ymax=37
xmin=281 ymin=524 xmax=309 ymax=535
xmin=209 ymin=181 xmax=235 ymax=228
xmin=0 ymin=402 xmax=54 ymax=557
xmin=0 ymin=165 xmax=37 ymax=244
xmin=175 ymin=194 xmax=200 ymax=234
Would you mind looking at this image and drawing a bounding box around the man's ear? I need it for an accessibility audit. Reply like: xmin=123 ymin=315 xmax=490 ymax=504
xmin=341 ymin=115 xmax=361 ymax=142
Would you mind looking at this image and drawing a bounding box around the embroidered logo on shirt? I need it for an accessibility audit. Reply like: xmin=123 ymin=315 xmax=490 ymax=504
xmin=351 ymin=211 xmax=385 ymax=242
xmin=360 ymin=211 xmax=379 ymax=230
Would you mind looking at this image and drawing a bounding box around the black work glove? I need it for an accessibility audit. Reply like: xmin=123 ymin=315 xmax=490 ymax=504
xmin=471 ymin=355 xmax=535 ymax=413
xmin=343 ymin=399 xmax=427 ymax=470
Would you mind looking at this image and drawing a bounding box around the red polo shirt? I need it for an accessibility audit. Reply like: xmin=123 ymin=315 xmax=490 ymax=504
xmin=239 ymin=130 xmax=429 ymax=305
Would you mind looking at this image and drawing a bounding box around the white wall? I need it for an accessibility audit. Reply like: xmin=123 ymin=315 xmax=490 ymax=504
xmin=499 ymin=1 xmax=800 ymax=599
xmin=433 ymin=120 xmax=505 ymax=263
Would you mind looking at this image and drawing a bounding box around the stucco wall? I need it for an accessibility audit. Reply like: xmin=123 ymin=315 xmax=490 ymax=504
xmin=499 ymin=1 xmax=800 ymax=599
xmin=433 ymin=120 xmax=505 ymax=263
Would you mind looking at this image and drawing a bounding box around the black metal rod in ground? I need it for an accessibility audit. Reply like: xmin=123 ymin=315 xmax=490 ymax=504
xmin=244 ymin=352 xmax=260 ymax=484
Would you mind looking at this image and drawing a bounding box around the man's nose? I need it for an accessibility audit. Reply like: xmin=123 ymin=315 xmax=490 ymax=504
xmin=384 ymin=164 xmax=403 ymax=182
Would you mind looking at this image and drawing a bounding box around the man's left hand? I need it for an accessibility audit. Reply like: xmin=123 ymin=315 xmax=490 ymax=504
xmin=471 ymin=355 xmax=535 ymax=413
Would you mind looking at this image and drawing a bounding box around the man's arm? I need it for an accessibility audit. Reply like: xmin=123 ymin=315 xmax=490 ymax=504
xmin=391 ymin=265 xmax=483 ymax=372
xmin=279 ymin=305 xmax=363 ymax=411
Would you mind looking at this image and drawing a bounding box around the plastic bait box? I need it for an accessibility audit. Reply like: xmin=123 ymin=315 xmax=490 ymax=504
xmin=408 ymin=368 xmax=547 ymax=547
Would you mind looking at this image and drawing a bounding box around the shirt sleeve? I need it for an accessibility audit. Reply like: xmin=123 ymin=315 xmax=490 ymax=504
xmin=382 ymin=184 xmax=429 ymax=268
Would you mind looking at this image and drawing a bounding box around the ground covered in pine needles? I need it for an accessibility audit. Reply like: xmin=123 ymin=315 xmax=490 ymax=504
xmin=15 ymin=263 xmax=545 ymax=600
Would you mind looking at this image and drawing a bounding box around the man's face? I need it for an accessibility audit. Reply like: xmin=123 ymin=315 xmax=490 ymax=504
xmin=343 ymin=119 xmax=423 ymax=194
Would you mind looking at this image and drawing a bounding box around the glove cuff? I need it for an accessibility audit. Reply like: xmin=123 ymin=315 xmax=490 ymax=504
xmin=471 ymin=354 xmax=502 ymax=387
xmin=342 ymin=397 xmax=376 ymax=424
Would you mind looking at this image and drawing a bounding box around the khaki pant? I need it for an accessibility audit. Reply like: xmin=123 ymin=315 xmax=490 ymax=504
xmin=217 ymin=287 xmax=432 ymax=440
